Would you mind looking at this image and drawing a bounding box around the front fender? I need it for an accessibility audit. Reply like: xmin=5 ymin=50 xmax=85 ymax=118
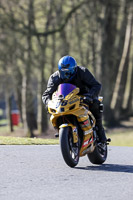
xmin=59 ymin=123 xmax=73 ymax=129
xmin=59 ymin=124 xmax=78 ymax=143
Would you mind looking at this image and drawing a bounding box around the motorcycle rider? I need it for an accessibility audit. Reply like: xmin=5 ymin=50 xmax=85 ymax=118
xmin=42 ymin=55 xmax=107 ymax=143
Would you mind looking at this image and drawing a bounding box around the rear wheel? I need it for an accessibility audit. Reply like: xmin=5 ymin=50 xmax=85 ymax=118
xmin=59 ymin=127 xmax=79 ymax=167
xmin=87 ymin=142 xmax=107 ymax=164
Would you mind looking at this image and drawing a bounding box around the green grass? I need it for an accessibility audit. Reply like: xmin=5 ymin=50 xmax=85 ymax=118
xmin=0 ymin=130 xmax=132 ymax=146
xmin=0 ymin=136 xmax=59 ymax=145
xmin=107 ymin=130 xmax=133 ymax=147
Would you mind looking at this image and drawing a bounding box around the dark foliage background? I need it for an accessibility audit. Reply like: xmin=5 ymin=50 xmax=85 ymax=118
xmin=0 ymin=0 xmax=132 ymax=136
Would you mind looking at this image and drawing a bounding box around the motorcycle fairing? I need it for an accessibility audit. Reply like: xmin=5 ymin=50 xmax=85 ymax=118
xmin=48 ymin=83 xmax=96 ymax=157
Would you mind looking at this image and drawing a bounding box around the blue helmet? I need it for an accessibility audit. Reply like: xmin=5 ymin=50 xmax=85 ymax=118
xmin=58 ymin=55 xmax=77 ymax=81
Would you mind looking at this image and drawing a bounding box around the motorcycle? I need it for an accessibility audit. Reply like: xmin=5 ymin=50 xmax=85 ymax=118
xmin=48 ymin=83 xmax=111 ymax=167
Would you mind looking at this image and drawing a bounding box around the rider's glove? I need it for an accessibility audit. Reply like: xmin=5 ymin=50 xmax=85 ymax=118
xmin=83 ymin=95 xmax=93 ymax=104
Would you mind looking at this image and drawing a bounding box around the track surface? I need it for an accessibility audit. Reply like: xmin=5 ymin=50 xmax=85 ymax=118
xmin=0 ymin=145 xmax=133 ymax=200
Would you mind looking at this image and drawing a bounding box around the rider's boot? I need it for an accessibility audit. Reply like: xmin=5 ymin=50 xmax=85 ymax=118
xmin=89 ymin=99 xmax=107 ymax=143
xmin=96 ymin=118 xmax=107 ymax=143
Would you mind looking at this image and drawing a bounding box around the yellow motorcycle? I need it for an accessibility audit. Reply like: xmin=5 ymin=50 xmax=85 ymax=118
xmin=48 ymin=83 xmax=110 ymax=167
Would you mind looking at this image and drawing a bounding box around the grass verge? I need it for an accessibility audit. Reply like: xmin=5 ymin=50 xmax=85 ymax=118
xmin=0 ymin=136 xmax=59 ymax=145
xmin=0 ymin=131 xmax=132 ymax=146
xmin=107 ymin=130 xmax=133 ymax=147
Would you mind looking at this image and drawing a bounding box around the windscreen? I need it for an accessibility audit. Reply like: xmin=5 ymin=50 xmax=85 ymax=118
xmin=57 ymin=83 xmax=76 ymax=98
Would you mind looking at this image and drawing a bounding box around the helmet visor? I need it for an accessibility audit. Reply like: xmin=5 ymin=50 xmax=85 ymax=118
xmin=59 ymin=68 xmax=75 ymax=80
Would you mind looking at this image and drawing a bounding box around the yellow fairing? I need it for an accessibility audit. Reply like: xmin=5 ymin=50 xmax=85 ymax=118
xmin=48 ymin=87 xmax=81 ymax=126
xmin=48 ymin=86 xmax=96 ymax=157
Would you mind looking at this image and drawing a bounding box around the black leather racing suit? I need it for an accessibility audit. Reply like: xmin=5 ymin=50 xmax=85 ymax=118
xmin=42 ymin=66 xmax=106 ymax=142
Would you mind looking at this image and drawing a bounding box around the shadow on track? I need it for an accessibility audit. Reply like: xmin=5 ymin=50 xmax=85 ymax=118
xmin=75 ymin=164 xmax=133 ymax=174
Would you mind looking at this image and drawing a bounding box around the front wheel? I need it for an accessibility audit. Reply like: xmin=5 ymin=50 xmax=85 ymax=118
xmin=59 ymin=127 xmax=79 ymax=168
xmin=87 ymin=142 xmax=107 ymax=164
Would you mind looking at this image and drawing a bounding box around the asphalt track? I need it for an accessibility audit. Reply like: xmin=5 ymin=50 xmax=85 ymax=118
xmin=0 ymin=145 xmax=133 ymax=200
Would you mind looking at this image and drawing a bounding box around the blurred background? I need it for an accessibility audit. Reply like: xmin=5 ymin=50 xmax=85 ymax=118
xmin=0 ymin=0 xmax=133 ymax=140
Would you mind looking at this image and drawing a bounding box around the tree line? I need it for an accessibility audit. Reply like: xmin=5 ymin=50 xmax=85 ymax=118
xmin=0 ymin=0 xmax=133 ymax=137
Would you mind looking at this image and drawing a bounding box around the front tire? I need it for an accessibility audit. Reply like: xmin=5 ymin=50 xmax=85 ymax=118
xmin=87 ymin=143 xmax=107 ymax=164
xmin=59 ymin=127 xmax=79 ymax=167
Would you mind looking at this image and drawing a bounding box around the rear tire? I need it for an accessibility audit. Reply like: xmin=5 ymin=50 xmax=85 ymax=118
xmin=87 ymin=143 xmax=107 ymax=164
xmin=59 ymin=127 xmax=79 ymax=167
